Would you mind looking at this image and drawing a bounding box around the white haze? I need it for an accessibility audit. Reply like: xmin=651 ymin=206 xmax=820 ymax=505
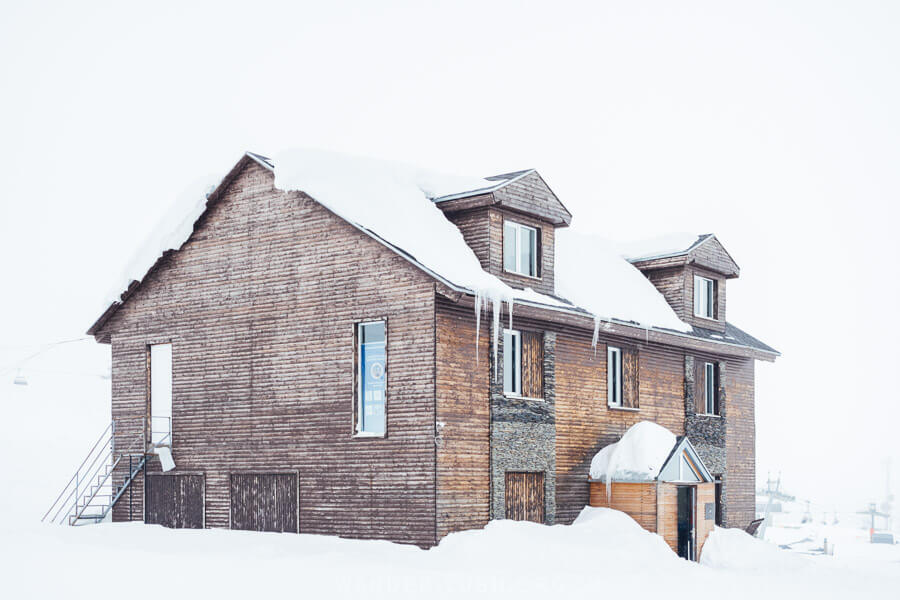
xmin=1 ymin=0 xmax=898 ymax=515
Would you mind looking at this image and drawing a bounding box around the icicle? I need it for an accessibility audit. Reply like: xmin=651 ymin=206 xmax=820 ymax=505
xmin=474 ymin=291 xmax=483 ymax=365
xmin=592 ymin=317 xmax=601 ymax=357
xmin=492 ymin=296 xmax=501 ymax=382
xmin=507 ymin=297 xmax=514 ymax=332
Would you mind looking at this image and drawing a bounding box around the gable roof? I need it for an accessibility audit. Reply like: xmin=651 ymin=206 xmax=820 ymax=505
xmin=626 ymin=233 xmax=740 ymax=278
xmin=87 ymin=150 xmax=776 ymax=360
xmin=657 ymin=436 xmax=714 ymax=483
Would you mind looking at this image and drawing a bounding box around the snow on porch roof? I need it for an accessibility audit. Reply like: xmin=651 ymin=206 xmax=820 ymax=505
xmin=588 ymin=421 xmax=713 ymax=484
xmin=89 ymin=149 xmax=693 ymax=338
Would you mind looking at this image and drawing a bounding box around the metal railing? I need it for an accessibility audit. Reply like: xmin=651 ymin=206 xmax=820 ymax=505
xmin=42 ymin=416 xmax=172 ymax=525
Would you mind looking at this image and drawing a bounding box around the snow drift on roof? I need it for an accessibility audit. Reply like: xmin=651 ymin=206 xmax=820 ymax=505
xmin=100 ymin=148 xmax=690 ymax=338
xmin=272 ymin=148 xmax=690 ymax=333
xmin=589 ymin=421 xmax=677 ymax=482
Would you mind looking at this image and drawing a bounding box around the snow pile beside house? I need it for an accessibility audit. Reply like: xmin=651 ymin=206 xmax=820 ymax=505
xmin=589 ymin=421 xmax=677 ymax=482
xmin=700 ymin=526 xmax=811 ymax=572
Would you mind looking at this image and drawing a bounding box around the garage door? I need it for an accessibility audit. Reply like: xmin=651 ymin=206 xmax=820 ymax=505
xmin=230 ymin=473 xmax=298 ymax=533
xmin=505 ymin=471 xmax=545 ymax=523
xmin=145 ymin=473 xmax=204 ymax=529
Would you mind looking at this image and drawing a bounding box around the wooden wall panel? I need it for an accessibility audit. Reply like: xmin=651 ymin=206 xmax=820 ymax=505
xmin=103 ymin=161 xmax=439 ymax=547
xmin=435 ymin=302 xmax=490 ymax=539
xmin=726 ymin=358 xmax=756 ymax=528
xmin=521 ymin=330 xmax=544 ymax=399
xmin=230 ymin=473 xmax=298 ymax=533
xmin=145 ymin=473 xmax=204 ymax=529
xmin=696 ymin=482 xmax=716 ymax=558
xmin=589 ymin=481 xmax=657 ymax=532
xmin=656 ymin=483 xmax=679 ymax=553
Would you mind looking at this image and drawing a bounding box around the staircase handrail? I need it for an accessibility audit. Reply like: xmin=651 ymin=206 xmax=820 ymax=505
xmin=41 ymin=421 xmax=114 ymax=523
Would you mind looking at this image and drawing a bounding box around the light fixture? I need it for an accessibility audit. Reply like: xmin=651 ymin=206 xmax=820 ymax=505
xmin=13 ymin=370 xmax=28 ymax=386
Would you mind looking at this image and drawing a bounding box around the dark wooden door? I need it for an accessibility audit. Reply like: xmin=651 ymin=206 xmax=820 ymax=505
xmin=145 ymin=473 xmax=204 ymax=529
xmin=505 ymin=471 xmax=545 ymax=523
xmin=230 ymin=473 xmax=299 ymax=533
xmin=677 ymin=485 xmax=696 ymax=560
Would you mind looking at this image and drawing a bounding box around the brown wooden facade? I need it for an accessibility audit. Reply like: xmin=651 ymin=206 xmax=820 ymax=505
xmin=89 ymin=153 xmax=776 ymax=549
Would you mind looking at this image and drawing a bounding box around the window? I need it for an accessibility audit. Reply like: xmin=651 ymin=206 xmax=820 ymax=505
xmin=149 ymin=343 xmax=173 ymax=448
xmin=607 ymin=345 xmax=639 ymax=408
xmin=357 ymin=321 xmax=386 ymax=435
xmin=504 ymin=329 xmax=544 ymax=398
xmin=607 ymin=346 xmax=622 ymax=406
xmin=694 ymin=275 xmax=715 ymax=319
xmin=703 ymin=362 xmax=719 ymax=415
xmin=503 ymin=329 xmax=521 ymax=395
xmin=503 ymin=221 xmax=539 ymax=278
xmin=714 ymin=476 xmax=724 ymax=526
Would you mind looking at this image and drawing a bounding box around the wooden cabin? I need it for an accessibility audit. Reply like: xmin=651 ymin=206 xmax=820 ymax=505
xmin=589 ymin=436 xmax=716 ymax=560
xmin=44 ymin=150 xmax=777 ymax=547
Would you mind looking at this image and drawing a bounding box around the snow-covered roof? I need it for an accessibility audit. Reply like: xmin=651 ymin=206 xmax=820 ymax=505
xmin=619 ymin=233 xmax=712 ymax=263
xmin=589 ymin=421 xmax=712 ymax=484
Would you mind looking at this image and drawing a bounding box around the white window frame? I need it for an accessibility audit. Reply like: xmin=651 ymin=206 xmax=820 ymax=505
xmin=607 ymin=346 xmax=622 ymax=407
xmin=704 ymin=362 xmax=717 ymax=415
xmin=503 ymin=220 xmax=539 ymax=278
xmin=694 ymin=275 xmax=715 ymax=319
xmin=503 ymin=328 xmax=522 ymax=396
xmin=356 ymin=320 xmax=387 ymax=436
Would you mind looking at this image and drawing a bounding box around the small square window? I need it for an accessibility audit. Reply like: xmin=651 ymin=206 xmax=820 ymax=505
xmin=503 ymin=221 xmax=538 ymax=278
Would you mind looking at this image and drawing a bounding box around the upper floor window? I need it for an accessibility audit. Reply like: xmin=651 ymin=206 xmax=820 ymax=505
xmin=607 ymin=346 xmax=622 ymax=406
xmin=607 ymin=345 xmax=640 ymax=409
xmin=357 ymin=321 xmax=386 ymax=435
xmin=694 ymin=275 xmax=716 ymax=319
xmin=703 ymin=362 xmax=720 ymax=415
xmin=504 ymin=328 xmax=544 ymax=399
xmin=503 ymin=221 xmax=539 ymax=278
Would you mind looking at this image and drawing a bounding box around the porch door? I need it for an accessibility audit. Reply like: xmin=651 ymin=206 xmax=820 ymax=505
xmin=149 ymin=343 xmax=172 ymax=446
xmin=505 ymin=471 xmax=545 ymax=523
xmin=677 ymin=485 xmax=696 ymax=560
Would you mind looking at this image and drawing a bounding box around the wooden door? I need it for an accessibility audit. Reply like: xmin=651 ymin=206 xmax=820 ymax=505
xmin=505 ymin=471 xmax=545 ymax=523
xmin=230 ymin=473 xmax=299 ymax=533
xmin=145 ymin=473 xmax=204 ymax=529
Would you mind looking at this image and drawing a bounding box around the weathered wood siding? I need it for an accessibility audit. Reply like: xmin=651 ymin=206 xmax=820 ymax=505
xmin=230 ymin=473 xmax=298 ymax=533
xmin=726 ymin=357 xmax=755 ymax=528
xmin=656 ymin=483 xmax=678 ymax=552
xmin=555 ymin=332 xmax=685 ymax=524
xmin=435 ymin=301 xmax=490 ymax=539
xmin=103 ymin=161 xmax=439 ymax=546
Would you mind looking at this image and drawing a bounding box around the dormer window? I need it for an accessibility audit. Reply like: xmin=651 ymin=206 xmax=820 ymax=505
xmin=693 ymin=275 xmax=716 ymax=319
xmin=503 ymin=221 xmax=538 ymax=278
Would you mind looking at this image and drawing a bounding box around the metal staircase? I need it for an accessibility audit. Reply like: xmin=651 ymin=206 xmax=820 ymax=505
xmin=42 ymin=417 xmax=170 ymax=526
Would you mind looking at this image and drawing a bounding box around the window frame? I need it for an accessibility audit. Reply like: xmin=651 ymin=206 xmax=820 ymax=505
xmin=703 ymin=361 xmax=719 ymax=415
xmin=503 ymin=328 xmax=522 ymax=397
xmin=693 ymin=275 xmax=716 ymax=319
xmin=354 ymin=319 xmax=387 ymax=438
xmin=503 ymin=220 xmax=540 ymax=279
xmin=607 ymin=346 xmax=622 ymax=407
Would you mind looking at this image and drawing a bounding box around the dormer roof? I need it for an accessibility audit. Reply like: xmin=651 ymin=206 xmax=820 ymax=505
xmin=432 ymin=168 xmax=573 ymax=227
xmin=626 ymin=233 xmax=740 ymax=278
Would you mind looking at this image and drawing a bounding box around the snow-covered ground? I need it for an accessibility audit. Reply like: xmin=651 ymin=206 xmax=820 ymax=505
xmin=1 ymin=348 xmax=897 ymax=599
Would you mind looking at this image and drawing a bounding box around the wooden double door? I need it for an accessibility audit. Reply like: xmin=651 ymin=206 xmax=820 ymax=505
xmin=230 ymin=473 xmax=299 ymax=533
xmin=505 ymin=471 xmax=545 ymax=523
xmin=145 ymin=473 xmax=204 ymax=529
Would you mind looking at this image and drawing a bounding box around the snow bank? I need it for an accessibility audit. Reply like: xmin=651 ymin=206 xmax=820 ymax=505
xmin=589 ymin=421 xmax=677 ymax=482
xmin=700 ymin=526 xmax=810 ymax=572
